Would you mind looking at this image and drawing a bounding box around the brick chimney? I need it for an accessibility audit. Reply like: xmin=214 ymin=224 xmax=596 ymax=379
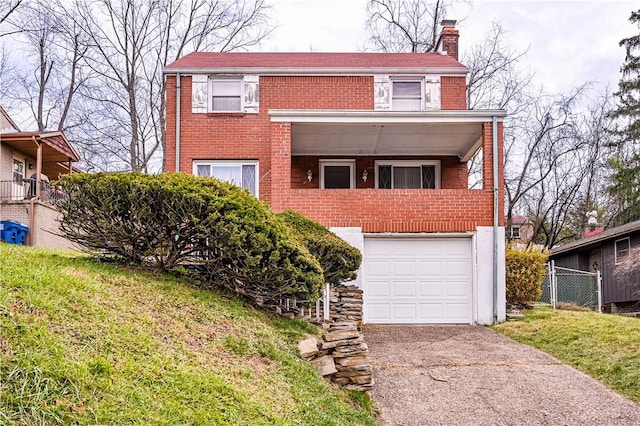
xmin=436 ymin=19 xmax=459 ymax=61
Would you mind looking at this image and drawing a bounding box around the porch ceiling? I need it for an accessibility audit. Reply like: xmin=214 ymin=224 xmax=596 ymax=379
xmin=291 ymin=123 xmax=483 ymax=159
xmin=270 ymin=109 xmax=507 ymax=161
xmin=1 ymin=131 xmax=80 ymax=178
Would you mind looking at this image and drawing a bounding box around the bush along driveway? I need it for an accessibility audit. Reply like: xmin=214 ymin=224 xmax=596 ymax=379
xmin=365 ymin=324 xmax=640 ymax=426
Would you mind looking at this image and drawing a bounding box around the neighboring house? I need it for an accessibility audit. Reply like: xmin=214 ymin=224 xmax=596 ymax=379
xmin=507 ymin=215 xmax=534 ymax=244
xmin=549 ymin=220 xmax=640 ymax=313
xmin=0 ymin=106 xmax=80 ymax=249
xmin=163 ymin=21 xmax=507 ymax=325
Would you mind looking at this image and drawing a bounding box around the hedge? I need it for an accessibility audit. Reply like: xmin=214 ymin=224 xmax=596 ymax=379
xmin=505 ymin=244 xmax=548 ymax=304
xmin=278 ymin=210 xmax=362 ymax=286
xmin=56 ymin=172 xmax=324 ymax=304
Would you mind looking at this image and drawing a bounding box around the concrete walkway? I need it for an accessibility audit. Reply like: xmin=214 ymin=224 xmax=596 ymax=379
xmin=364 ymin=325 xmax=640 ymax=426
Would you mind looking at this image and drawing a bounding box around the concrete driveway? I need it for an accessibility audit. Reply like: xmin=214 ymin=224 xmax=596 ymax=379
xmin=364 ymin=325 xmax=640 ymax=426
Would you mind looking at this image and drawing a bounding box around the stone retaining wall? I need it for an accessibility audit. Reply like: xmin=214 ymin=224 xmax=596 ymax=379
xmin=298 ymin=284 xmax=373 ymax=392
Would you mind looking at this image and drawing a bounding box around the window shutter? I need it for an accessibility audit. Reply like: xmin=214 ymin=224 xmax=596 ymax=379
xmin=374 ymin=75 xmax=391 ymax=110
xmin=243 ymin=75 xmax=260 ymax=114
xmin=191 ymin=75 xmax=208 ymax=113
xmin=424 ymin=76 xmax=441 ymax=110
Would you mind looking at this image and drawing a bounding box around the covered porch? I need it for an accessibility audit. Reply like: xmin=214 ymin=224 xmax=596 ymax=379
xmin=0 ymin=131 xmax=80 ymax=247
xmin=269 ymin=109 xmax=506 ymax=231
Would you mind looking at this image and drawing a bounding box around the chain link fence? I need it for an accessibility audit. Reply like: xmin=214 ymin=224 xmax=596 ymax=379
xmin=539 ymin=262 xmax=602 ymax=312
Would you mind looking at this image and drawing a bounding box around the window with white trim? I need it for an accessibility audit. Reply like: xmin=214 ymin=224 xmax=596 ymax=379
xmin=391 ymin=80 xmax=422 ymax=111
xmin=194 ymin=160 xmax=258 ymax=196
xmin=376 ymin=161 xmax=440 ymax=189
xmin=209 ymin=78 xmax=242 ymax=112
xmin=320 ymin=160 xmax=355 ymax=189
xmin=615 ymin=237 xmax=630 ymax=265
xmin=510 ymin=226 xmax=521 ymax=239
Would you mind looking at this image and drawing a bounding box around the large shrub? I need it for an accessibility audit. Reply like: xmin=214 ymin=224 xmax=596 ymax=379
xmin=278 ymin=210 xmax=362 ymax=286
xmin=505 ymin=244 xmax=548 ymax=304
xmin=57 ymin=172 xmax=324 ymax=303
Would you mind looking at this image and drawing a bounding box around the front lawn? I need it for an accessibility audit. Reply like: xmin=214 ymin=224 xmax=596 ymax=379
xmin=493 ymin=306 xmax=640 ymax=403
xmin=0 ymin=244 xmax=375 ymax=425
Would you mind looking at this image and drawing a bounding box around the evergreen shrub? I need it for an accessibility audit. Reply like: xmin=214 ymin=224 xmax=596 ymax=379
xmin=57 ymin=172 xmax=324 ymax=304
xmin=278 ymin=210 xmax=362 ymax=286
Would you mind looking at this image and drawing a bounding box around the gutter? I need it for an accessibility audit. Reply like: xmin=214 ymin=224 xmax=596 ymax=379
xmin=492 ymin=116 xmax=499 ymax=324
xmin=163 ymin=66 xmax=469 ymax=76
xmin=175 ymin=72 xmax=181 ymax=172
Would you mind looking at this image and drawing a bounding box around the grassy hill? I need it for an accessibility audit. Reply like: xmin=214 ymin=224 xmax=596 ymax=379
xmin=0 ymin=243 xmax=376 ymax=425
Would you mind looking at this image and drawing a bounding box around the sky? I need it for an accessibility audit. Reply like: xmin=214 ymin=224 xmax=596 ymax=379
xmin=262 ymin=0 xmax=638 ymax=95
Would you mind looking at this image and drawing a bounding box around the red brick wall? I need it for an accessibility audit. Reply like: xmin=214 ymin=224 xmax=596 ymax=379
xmin=291 ymin=156 xmax=468 ymax=189
xmin=164 ymin=73 xmax=504 ymax=231
xmin=261 ymin=76 xmax=373 ymax=110
xmin=165 ymin=75 xmax=373 ymax=203
xmin=283 ymin=189 xmax=493 ymax=232
xmin=441 ymin=77 xmax=467 ymax=109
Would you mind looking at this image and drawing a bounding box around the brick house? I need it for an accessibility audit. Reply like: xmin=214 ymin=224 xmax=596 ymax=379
xmin=164 ymin=22 xmax=506 ymax=324
xmin=0 ymin=106 xmax=80 ymax=249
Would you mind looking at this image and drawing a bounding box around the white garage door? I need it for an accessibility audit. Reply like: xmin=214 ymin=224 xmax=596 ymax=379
xmin=364 ymin=237 xmax=473 ymax=324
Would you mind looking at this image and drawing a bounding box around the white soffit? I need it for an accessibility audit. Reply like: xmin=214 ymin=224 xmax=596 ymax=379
xmin=290 ymin=123 xmax=484 ymax=158
xmin=273 ymin=110 xmax=504 ymax=159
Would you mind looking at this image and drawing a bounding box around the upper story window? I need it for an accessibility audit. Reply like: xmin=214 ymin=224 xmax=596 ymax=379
xmin=376 ymin=160 xmax=440 ymax=189
xmin=374 ymin=75 xmax=441 ymax=111
xmin=12 ymin=158 xmax=24 ymax=183
xmin=194 ymin=160 xmax=258 ymax=197
xmin=615 ymin=237 xmax=630 ymax=265
xmin=191 ymin=74 xmax=259 ymax=114
xmin=210 ymin=78 xmax=242 ymax=112
xmin=320 ymin=160 xmax=355 ymax=189
xmin=392 ymin=81 xmax=422 ymax=111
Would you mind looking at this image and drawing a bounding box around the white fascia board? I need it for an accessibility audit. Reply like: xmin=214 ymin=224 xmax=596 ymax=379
xmin=269 ymin=109 xmax=507 ymax=124
xmin=163 ymin=66 xmax=468 ymax=76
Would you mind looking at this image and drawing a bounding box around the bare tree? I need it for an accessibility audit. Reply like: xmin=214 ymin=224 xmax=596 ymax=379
xmin=366 ymin=0 xmax=451 ymax=53
xmin=2 ymin=1 xmax=88 ymax=132
xmin=463 ymin=22 xmax=532 ymax=188
xmin=508 ymin=88 xmax=614 ymax=247
xmin=59 ymin=0 xmax=274 ymax=172
xmin=0 ymin=0 xmax=23 ymax=30
xmin=2 ymin=0 xmax=273 ymax=172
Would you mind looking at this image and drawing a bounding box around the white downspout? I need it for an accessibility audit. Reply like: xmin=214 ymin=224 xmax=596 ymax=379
xmin=492 ymin=116 xmax=499 ymax=324
xmin=175 ymin=73 xmax=181 ymax=172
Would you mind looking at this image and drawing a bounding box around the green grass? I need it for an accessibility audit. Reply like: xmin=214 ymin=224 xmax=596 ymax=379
xmin=493 ymin=306 xmax=640 ymax=403
xmin=0 ymin=243 xmax=376 ymax=425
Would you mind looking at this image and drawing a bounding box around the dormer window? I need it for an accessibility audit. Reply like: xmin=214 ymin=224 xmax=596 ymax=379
xmin=392 ymin=81 xmax=422 ymax=111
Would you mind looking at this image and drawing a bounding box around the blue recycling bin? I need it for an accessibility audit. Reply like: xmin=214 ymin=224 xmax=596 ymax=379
xmin=0 ymin=221 xmax=29 ymax=245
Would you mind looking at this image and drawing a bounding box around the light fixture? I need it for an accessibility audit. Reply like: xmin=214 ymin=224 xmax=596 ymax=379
xmin=307 ymin=170 xmax=313 ymax=182
xmin=362 ymin=169 xmax=368 ymax=182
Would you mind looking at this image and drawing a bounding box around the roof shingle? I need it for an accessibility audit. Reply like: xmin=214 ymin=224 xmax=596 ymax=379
xmin=165 ymin=52 xmax=465 ymax=71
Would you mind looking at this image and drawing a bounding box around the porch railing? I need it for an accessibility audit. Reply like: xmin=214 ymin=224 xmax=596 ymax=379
xmin=0 ymin=180 xmax=64 ymax=204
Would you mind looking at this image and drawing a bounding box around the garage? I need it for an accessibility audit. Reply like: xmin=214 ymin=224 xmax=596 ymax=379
xmin=363 ymin=236 xmax=473 ymax=324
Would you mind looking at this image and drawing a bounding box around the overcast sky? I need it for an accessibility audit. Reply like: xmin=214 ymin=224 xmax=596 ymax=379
xmin=262 ymin=0 xmax=637 ymax=95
